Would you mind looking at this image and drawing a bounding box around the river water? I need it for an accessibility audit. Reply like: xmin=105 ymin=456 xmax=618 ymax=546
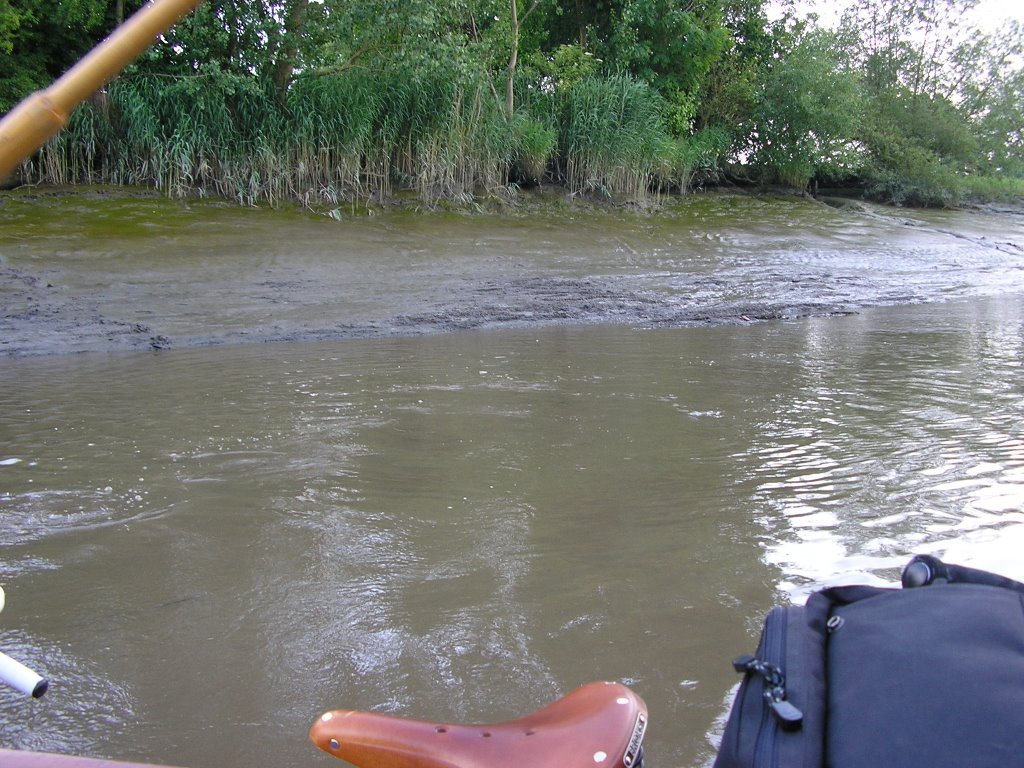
xmin=0 ymin=191 xmax=1023 ymax=767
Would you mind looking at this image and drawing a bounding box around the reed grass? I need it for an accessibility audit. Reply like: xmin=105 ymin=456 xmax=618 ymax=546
xmin=650 ymin=126 xmax=731 ymax=193
xmin=510 ymin=113 xmax=557 ymax=184
xmin=557 ymin=74 xmax=672 ymax=198
xmin=24 ymin=68 xmax=707 ymax=205
xmin=21 ymin=66 xmax=1018 ymax=208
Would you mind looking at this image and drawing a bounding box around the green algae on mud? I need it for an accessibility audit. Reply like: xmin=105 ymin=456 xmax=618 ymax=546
xmin=1 ymin=185 xmax=1022 ymax=357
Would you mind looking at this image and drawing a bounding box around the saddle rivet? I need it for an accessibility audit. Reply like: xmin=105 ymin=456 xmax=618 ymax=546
xmin=329 ymin=739 xmax=340 ymax=751
xmin=593 ymin=751 xmax=608 ymax=763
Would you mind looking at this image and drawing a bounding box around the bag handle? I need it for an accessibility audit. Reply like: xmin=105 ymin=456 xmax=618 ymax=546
xmin=902 ymin=555 xmax=1024 ymax=595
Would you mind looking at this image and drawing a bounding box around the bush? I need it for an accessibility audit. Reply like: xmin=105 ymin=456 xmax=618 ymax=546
xmin=511 ymin=114 xmax=557 ymax=184
xmin=653 ymin=125 xmax=732 ymax=192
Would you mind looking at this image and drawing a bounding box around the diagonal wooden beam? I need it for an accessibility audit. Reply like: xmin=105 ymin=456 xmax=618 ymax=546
xmin=0 ymin=0 xmax=205 ymax=180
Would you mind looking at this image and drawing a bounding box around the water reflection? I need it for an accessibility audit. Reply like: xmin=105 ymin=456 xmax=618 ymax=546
xmin=0 ymin=296 xmax=1022 ymax=768
xmin=745 ymin=299 xmax=1024 ymax=599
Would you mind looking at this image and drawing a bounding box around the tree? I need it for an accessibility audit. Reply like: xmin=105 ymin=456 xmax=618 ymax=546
xmin=505 ymin=0 xmax=542 ymax=115
xmin=0 ymin=0 xmax=19 ymax=55
xmin=840 ymin=0 xmax=983 ymax=99
xmin=139 ymin=1 xmax=293 ymax=80
xmin=609 ymin=0 xmax=731 ymax=134
xmin=834 ymin=0 xmax=1022 ymax=201
xmin=746 ymin=26 xmax=863 ymax=188
xmin=0 ymin=0 xmax=136 ymax=112
xmin=694 ymin=0 xmax=781 ymax=151
xmin=957 ymin=20 xmax=1024 ymax=176
xmin=270 ymin=0 xmax=311 ymax=99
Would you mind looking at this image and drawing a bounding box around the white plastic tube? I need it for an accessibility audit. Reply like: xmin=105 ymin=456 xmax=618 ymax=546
xmin=0 ymin=650 xmax=49 ymax=697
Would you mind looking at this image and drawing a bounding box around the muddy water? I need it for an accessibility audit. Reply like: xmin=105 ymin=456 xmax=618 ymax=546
xmin=0 ymin=191 xmax=1023 ymax=768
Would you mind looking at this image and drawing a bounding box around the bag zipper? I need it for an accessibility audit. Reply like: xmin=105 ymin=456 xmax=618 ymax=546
xmin=732 ymin=607 xmax=804 ymax=767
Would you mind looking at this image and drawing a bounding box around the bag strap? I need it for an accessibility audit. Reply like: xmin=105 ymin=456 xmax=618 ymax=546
xmin=901 ymin=554 xmax=1024 ymax=595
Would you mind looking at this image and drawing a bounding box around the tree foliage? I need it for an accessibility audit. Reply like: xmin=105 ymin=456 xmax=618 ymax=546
xmin=830 ymin=0 xmax=1024 ymax=203
xmin=746 ymin=25 xmax=863 ymax=188
xmin=2 ymin=0 xmax=1021 ymax=204
xmin=0 ymin=0 xmax=147 ymax=111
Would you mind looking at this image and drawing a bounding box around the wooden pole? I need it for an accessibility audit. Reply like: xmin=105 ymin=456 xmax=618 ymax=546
xmin=0 ymin=0 xmax=205 ymax=181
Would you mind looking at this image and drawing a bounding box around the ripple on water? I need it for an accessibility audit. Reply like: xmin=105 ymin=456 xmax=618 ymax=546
xmin=749 ymin=302 xmax=1024 ymax=600
xmin=0 ymin=485 xmax=167 ymax=548
xmin=0 ymin=295 xmax=1022 ymax=768
xmin=0 ymin=629 xmax=138 ymax=755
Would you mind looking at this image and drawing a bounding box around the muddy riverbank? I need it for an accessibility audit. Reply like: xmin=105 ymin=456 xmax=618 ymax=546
xmin=1 ymin=186 xmax=1022 ymax=356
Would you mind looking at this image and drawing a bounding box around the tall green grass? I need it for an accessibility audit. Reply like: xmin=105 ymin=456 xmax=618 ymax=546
xmin=509 ymin=113 xmax=557 ymax=185
xmin=30 ymin=69 xmax=526 ymax=205
xmin=958 ymin=174 xmax=1024 ymax=204
xmin=654 ymin=126 xmax=732 ymax=193
xmin=557 ymin=74 xmax=671 ymax=198
xmin=20 ymin=67 xmax=1021 ymax=208
xmin=24 ymin=69 xmax=716 ymax=205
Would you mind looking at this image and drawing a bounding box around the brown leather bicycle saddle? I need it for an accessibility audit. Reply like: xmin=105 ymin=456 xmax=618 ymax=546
xmin=309 ymin=681 xmax=648 ymax=768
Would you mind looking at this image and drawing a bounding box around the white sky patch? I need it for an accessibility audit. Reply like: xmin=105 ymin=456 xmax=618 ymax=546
xmin=772 ymin=0 xmax=1023 ymax=31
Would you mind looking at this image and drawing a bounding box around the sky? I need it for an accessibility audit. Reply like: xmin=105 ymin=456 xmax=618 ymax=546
xmin=965 ymin=0 xmax=1024 ymax=30
xmin=785 ymin=0 xmax=1024 ymax=31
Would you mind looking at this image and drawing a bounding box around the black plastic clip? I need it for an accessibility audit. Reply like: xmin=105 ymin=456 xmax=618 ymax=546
xmin=732 ymin=655 xmax=804 ymax=731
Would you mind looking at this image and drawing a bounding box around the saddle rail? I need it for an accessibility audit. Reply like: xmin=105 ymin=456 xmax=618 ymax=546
xmin=309 ymin=681 xmax=648 ymax=768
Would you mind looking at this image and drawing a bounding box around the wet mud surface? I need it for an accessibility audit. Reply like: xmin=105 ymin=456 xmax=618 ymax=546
xmin=1 ymin=262 xmax=170 ymax=352
xmin=1 ymin=187 xmax=1022 ymax=356
xmin=392 ymin=275 xmax=855 ymax=334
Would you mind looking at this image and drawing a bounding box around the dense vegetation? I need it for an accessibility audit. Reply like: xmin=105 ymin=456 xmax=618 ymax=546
xmin=1 ymin=0 xmax=1022 ymax=207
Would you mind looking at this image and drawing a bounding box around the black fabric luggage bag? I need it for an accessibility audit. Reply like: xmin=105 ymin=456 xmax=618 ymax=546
xmin=714 ymin=555 xmax=1024 ymax=768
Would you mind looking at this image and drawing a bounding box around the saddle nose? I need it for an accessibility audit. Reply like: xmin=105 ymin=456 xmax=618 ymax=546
xmin=310 ymin=681 xmax=648 ymax=768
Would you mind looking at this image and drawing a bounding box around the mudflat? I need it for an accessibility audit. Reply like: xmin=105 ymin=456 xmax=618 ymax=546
xmin=2 ymin=186 xmax=1021 ymax=356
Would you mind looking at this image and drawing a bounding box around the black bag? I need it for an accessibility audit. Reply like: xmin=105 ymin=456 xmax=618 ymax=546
xmin=714 ymin=555 xmax=1024 ymax=768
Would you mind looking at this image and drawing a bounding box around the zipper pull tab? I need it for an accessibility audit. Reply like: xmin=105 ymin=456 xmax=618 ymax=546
xmin=732 ymin=654 xmax=756 ymax=673
xmin=733 ymin=654 xmax=805 ymax=732
xmin=769 ymin=698 xmax=803 ymax=731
